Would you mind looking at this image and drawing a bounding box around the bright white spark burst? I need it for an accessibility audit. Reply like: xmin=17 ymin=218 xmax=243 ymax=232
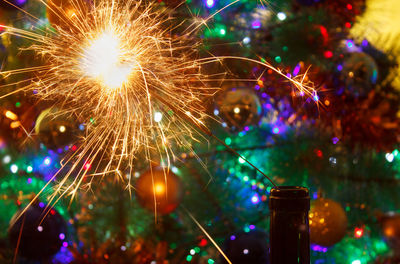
xmin=0 ymin=0 xmax=314 ymax=203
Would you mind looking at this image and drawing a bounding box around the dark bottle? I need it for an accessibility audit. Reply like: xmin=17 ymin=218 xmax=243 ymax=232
xmin=269 ymin=186 xmax=310 ymax=264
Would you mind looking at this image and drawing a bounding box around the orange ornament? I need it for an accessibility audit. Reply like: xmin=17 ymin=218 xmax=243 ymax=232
xmin=135 ymin=167 xmax=182 ymax=215
xmin=379 ymin=214 xmax=400 ymax=252
xmin=309 ymin=198 xmax=348 ymax=247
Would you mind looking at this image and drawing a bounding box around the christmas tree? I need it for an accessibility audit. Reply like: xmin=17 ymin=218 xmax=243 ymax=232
xmin=0 ymin=0 xmax=400 ymax=263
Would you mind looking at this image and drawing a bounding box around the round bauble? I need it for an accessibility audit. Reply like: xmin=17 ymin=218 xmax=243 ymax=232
xmin=341 ymin=52 xmax=378 ymax=97
xmin=8 ymin=203 xmax=67 ymax=260
xmin=221 ymin=229 xmax=269 ymax=264
xmin=35 ymin=108 xmax=78 ymax=149
xmin=309 ymin=198 xmax=347 ymax=247
xmin=379 ymin=213 xmax=400 ymax=253
xmin=217 ymin=87 xmax=262 ymax=132
xmin=135 ymin=167 xmax=182 ymax=215
xmin=47 ymin=0 xmax=91 ymax=31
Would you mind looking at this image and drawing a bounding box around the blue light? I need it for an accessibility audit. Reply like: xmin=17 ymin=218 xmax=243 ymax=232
xmin=337 ymin=64 xmax=343 ymax=71
xmin=243 ymin=37 xmax=251 ymax=44
xmin=79 ymin=124 xmax=85 ymax=131
xmin=251 ymin=194 xmax=260 ymax=204
xmin=313 ymin=94 xmax=319 ymax=101
xmin=206 ymin=0 xmax=215 ymax=8
xmin=346 ymin=40 xmax=354 ymax=48
xmin=293 ymin=64 xmax=300 ymax=76
xmin=311 ymin=244 xmax=328 ymax=252
xmin=252 ymin=20 xmax=261 ymax=29
xmin=44 ymin=157 xmax=52 ymax=166
xmin=361 ymin=39 xmax=368 ymax=47
xmin=230 ymin=235 xmax=236 ymax=240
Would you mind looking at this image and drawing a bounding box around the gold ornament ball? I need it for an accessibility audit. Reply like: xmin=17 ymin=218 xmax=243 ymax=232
xmin=309 ymin=198 xmax=348 ymax=247
xmin=35 ymin=108 xmax=77 ymax=149
xmin=217 ymin=87 xmax=262 ymax=131
xmin=341 ymin=52 xmax=378 ymax=97
xmin=135 ymin=167 xmax=182 ymax=215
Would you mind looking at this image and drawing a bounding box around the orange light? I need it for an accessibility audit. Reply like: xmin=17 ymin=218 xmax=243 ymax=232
xmin=4 ymin=110 xmax=18 ymax=120
xmin=385 ymin=227 xmax=394 ymax=237
xmin=154 ymin=183 xmax=165 ymax=195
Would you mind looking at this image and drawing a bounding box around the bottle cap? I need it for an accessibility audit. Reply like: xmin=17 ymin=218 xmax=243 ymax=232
xmin=269 ymin=186 xmax=310 ymax=211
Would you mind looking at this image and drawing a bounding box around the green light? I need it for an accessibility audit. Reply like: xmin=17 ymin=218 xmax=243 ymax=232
xmin=208 ymin=259 xmax=215 ymax=264
xmin=261 ymin=58 xmax=266 ymax=63
xmin=351 ymin=260 xmax=361 ymax=264
xmin=393 ymin=149 xmax=399 ymax=156
xmin=238 ymin=157 xmax=245 ymax=164
xmin=238 ymin=131 xmax=244 ymax=137
xmin=373 ymin=239 xmax=388 ymax=253
xmin=244 ymin=226 xmax=250 ymax=232
xmin=171 ymin=243 xmax=177 ymax=249
xmin=267 ymin=186 xmax=272 ymax=192
xmin=282 ymin=46 xmax=288 ymax=52
xmin=243 ymin=176 xmax=249 ymax=181
xmin=225 ymin=137 xmax=232 ymax=145
xmin=186 ymin=255 xmax=193 ymax=262
xmin=15 ymin=102 xmax=21 ymax=107
xmin=194 ymin=247 xmax=200 ymax=253
xmin=346 ymin=206 xmax=350 ymax=212
xmin=26 ymin=166 xmax=33 ymax=173
xmin=274 ymin=56 xmax=282 ymax=63
xmin=90 ymin=118 xmax=95 ymax=123
xmin=219 ymin=28 xmax=226 ymax=35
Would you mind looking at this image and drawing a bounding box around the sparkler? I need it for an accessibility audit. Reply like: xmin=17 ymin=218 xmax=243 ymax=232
xmin=1 ymin=0 xmax=317 ymax=261
xmin=0 ymin=0 xmax=315 ymax=203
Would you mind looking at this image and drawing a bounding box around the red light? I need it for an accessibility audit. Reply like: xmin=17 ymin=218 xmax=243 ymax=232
xmin=345 ymin=22 xmax=351 ymax=28
xmin=354 ymin=227 xmax=364 ymax=238
xmin=50 ymin=209 xmax=56 ymax=215
xmin=199 ymin=238 xmax=208 ymax=247
xmin=319 ymin=25 xmax=329 ymax=46
xmin=71 ymin=145 xmax=77 ymax=151
xmin=314 ymin=149 xmax=323 ymax=158
xmin=84 ymin=162 xmax=92 ymax=171
xmin=346 ymin=4 xmax=353 ymax=10
xmin=324 ymin=51 xmax=333 ymax=58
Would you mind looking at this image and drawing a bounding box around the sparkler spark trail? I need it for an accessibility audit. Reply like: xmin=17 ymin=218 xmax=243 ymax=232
xmin=1 ymin=0 xmax=316 ymax=259
xmin=0 ymin=0 xmax=315 ymax=204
